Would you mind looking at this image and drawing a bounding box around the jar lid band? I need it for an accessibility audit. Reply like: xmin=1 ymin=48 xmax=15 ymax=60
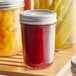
xmin=0 ymin=0 xmax=24 ymax=9
xmin=20 ymin=10 xmax=57 ymax=25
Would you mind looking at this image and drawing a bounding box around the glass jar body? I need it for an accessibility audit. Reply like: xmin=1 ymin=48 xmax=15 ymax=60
xmin=55 ymin=0 xmax=76 ymax=50
xmin=21 ymin=23 xmax=56 ymax=69
xmin=34 ymin=0 xmax=76 ymax=50
xmin=0 ymin=7 xmax=23 ymax=56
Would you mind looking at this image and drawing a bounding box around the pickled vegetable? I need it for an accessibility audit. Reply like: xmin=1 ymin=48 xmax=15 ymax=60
xmin=34 ymin=0 xmax=74 ymax=50
xmin=34 ymin=0 xmax=39 ymax=9
xmin=55 ymin=0 xmax=73 ymax=50
xmin=34 ymin=0 xmax=54 ymax=9
xmin=0 ymin=8 xmax=22 ymax=56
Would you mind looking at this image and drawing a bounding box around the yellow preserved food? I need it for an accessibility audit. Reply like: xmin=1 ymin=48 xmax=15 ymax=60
xmin=55 ymin=0 xmax=73 ymax=50
xmin=34 ymin=0 xmax=54 ymax=9
xmin=34 ymin=0 xmax=39 ymax=9
xmin=0 ymin=8 xmax=23 ymax=56
xmin=34 ymin=0 xmax=57 ymax=10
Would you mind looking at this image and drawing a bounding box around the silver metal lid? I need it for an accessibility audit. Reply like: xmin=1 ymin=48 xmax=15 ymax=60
xmin=0 ymin=0 xmax=24 ymax=9
xmin=71 ymin=55 xmax=76 ymax=73
xmin=20 ymin=10 xmax=57 ymax=25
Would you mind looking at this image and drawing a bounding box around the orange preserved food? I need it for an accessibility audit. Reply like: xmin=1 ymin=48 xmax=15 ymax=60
xmin=0 ymin=0 xmax=24 ymax=56
xmin=24 ymin=0 xmax=31 ymax=10
xmin=24 ymin=0 xmax=34 ymax=10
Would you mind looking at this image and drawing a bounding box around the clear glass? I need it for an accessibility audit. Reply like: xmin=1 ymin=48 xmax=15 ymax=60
xmin=55 ymin=0 xmax=73 ymax=50
xmin=21 ymin=23 xmax=56 ymax=69
xmin=55 ymin=0 xmax=76 ymax=50
xmin=0 ymin=7 xmax=23 ymax=56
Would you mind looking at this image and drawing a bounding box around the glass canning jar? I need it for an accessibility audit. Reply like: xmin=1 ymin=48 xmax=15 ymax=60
xmin=55 ymin=0 xmax=76 ymax=50
xmin=34 ymin=0 xmax=76 ymax=50
xmin=20 ymin=10 xmax=57 ymax=69
xmin=0 ymin=0 xmax=24 ymax=56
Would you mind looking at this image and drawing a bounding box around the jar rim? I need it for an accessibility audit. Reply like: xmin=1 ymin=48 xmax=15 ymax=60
xmin=20 ymin=10 xmax=57 ymax=25
xmin=0 ymin=0 xmax=24 ymax=9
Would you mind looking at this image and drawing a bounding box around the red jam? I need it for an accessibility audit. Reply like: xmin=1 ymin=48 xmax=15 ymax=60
xmin=21 ymin=24 xmax=55 ymax=69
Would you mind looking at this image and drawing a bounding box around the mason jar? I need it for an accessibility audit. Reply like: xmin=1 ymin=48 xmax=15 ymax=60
xmin=20 ymin=10 xmax=57 ymax=69
xmin=34 ymin=0 xmax=76 ymax=50
xmin=55 ymin=0 xmax=76 ymax=50
xmin=0 ymin=0 xmax=24 ymax=56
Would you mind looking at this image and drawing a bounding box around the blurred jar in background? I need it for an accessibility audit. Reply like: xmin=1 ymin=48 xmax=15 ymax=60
xmin=24 ymin=0 xmax=34 ymax=10
xmin=0 ymin=0 xmax=24 ymax=56
xmin=55 ymin=0 xmax=76 ymax=50
xmin=34 ymin=0 xmax=56 ymax=10
xmin=34 ymin=0 xmax=76 ymax=51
